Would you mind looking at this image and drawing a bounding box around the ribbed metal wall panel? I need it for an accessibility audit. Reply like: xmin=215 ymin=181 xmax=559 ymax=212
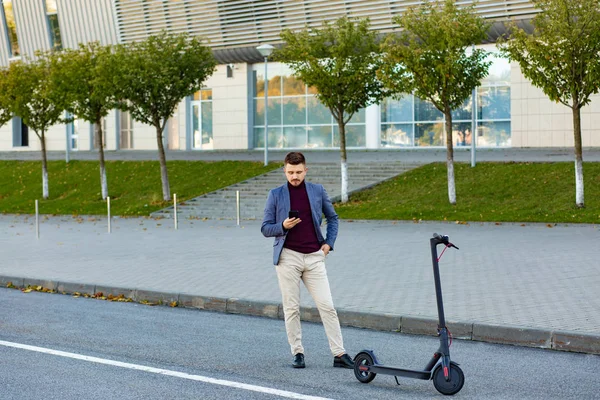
xmin=12 ymin=0 xmax=50 ymax=59
xmin=0 ymin=4 xmax=10 ymax=65
xmin=0 ymin=0 xmax=118 ymax=65
xmin=58 ymin=0 xmax=118 ymax=48
xmin=114 ymin=0 xmax=539 ymax=51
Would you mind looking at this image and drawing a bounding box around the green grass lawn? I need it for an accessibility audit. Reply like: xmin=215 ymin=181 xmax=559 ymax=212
xmin=1 ymin=160 xmax=599 ymax=224
xmin=334 ymin=162 xmax=600 ymax=224
xmin=0 ymin=160 xmax=279 ymax=216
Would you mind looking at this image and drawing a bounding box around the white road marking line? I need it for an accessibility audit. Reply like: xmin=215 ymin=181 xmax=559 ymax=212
xmin=0 ymin=340 xmax=333 ymax=400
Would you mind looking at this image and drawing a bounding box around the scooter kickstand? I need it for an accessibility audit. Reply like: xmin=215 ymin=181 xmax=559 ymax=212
xmin=394 ymin=376 xmax=401 ymax=386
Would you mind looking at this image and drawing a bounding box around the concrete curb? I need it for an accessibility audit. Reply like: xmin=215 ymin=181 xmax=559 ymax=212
xmin=2 ymin=276 xmax=599 ymax=356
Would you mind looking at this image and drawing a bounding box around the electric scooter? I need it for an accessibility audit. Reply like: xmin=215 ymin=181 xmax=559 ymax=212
xmin=353 ymin=233 xmax=464 ymax=396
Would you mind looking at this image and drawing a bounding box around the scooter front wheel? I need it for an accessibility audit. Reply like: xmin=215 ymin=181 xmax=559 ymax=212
xmin=353 ymin=352 xmax=377 ymax=383
xmin=432 ymin=364 xmax=464 ymax=395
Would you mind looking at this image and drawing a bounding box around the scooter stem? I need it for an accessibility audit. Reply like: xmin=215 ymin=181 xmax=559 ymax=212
xmin=430 ymin=238 xmax=447 ymax=328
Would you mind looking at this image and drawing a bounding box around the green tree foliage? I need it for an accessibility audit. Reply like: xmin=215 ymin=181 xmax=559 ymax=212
xmin=51 ymin=42 xmax=120 ymax=200
xmin=381 ymin=0 xmax=491 ymax=205
xmin=0 ymin=69 xmax=13 ymax=127
xmin=4 ymin=54 xmax=67 ymax=199
xmin=275 ymin=17 xmax=388 ymax=203
xmin=113 ymin=31 xmax=217 ymax=201
xmin=498 ymin=0 xmax=600 ymax=208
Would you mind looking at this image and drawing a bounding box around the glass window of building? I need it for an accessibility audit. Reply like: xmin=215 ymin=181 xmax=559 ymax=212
xmin=380 ymin=45 xmax=511 ymax=148
xmin=120 ymin=112 xmax=134 ymax=149
xmin=67 ymin=114 xmax=79 ymax=150
xmin=252 ymin=63 xmax=366 ymax=149
xmin=45 ymin=0 xmax=62 ymax=50
xmin=191 ymin=89 xmax=213 ymax=149
xmin=167 ymin=114 xmax=179 ymax=150
xmin=12 ymin=116 xmax=28 ymax=147
xmin=2 ymin=0 xmax=20 ymax=58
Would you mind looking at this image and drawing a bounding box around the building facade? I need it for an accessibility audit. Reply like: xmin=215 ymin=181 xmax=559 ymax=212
xmin=1 ymin=0 xmax=599 ymax=153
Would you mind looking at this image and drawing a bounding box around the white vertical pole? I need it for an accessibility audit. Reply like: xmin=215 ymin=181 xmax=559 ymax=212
xmin=65 ymin=121 xmax=70 ymax=164
xmin=35 ymin=200 xmax=39 ymax=239
xmin=236 ymin=190 xmax=240 ymax=226
xmin=107 ymin=196 xmax=111 ymax=233
xmin=471 ymin=86 xmax=477 ymax=168
xmin=174 ymin=193 xmax=178 ymax=230
xmin=471 ymin=45 xmax=477 ymax=168
xmin=264 ymin=56 xmax=269 ymax=166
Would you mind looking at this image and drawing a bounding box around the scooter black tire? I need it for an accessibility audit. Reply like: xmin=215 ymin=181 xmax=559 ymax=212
xmin=353 ymin=352 xmax=377 ymax=384
xmin=432 ymin=364 xmax=464 ymax=395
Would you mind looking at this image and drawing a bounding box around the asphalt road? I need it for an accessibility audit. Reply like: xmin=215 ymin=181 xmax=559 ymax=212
xmin=1 ymin=289 xmax=599 ymax=400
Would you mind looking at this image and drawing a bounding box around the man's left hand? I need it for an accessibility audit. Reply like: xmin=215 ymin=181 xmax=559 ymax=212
xmin=320 ymin=244 xmax=331 ymax=256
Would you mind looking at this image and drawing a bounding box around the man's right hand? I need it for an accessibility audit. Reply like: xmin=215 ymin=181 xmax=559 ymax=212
xmin=283 ymin=217 xmax=301 ymax=230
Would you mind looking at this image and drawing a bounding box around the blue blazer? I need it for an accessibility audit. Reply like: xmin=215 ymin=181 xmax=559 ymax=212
xmin=261 ymin=181 xmax=339 ymax=265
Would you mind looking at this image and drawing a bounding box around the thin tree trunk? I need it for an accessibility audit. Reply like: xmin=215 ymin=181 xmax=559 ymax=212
xmin=40 ymin=131 xmax=49 ymax=200
xmin=156 ymin=124 xmax=170 ymax=201
xmin=572 ymin=106 xmax=584 ymax=208
xmin=338 ymin=119 xmax=348 ymax=203
xmin=96 ymin=119 xmax=108 ymax=200
xmin=445 ymin=110 xmax=456 ymax=205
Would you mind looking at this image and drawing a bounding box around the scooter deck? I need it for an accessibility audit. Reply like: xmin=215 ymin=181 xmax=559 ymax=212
xmin=363 ymin=364 xmax=431 ymax=380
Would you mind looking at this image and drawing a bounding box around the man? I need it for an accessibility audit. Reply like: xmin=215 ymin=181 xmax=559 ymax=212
xmin=261 ymin=151 xmax=354 ymax=369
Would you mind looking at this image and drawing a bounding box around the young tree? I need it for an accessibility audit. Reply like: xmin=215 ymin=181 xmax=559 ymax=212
xmin=5 ymin=55 xmax=67 ymax=199
xmin=498 ymin=0 xmax=600 ymax=208
xmin=114 ymin=31 xmax=216 ymax=201
xmin=381 ymin=0 xmax=491 ymax=205
xmin=276 ymin=17 xmax=388 ymax=203
xmin=0 ymin=69 xmax=13 ymax=127
xmin=51 ymin=42 xmax=120 ymax=200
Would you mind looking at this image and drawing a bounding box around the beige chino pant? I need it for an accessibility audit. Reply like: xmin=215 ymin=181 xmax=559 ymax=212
xmin=276 ymin=247 xmax=345 ymax=357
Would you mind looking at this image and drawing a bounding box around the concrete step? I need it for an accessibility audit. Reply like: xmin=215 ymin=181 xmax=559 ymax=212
xmin=151 ymin=162 xmax=423 ymax=219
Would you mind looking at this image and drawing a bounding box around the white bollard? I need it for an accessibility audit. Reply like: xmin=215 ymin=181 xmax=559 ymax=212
xmin=236 ymin=190 xmax=240 ymax=226
xmin=35 ymin=200 xmax=39 ymax=239
xmin=174 ymin=193 xmax=178 ymax=230
xmin=107 ymin=196 xmax=111 ymax=233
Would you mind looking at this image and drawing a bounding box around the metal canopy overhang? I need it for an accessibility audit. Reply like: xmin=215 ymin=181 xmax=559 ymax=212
xmin=211 ymin=18 xmax=534 ymax=64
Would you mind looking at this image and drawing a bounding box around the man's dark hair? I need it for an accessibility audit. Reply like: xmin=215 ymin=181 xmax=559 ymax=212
xmin=284 ymin=152 xmax=306 ymax=165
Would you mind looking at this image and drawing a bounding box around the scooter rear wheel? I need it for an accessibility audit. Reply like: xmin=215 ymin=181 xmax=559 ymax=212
xmin=353 ymin=352 xmax=377 ymax=383
xmin=432 ymin=364 xmax=464 ymax=395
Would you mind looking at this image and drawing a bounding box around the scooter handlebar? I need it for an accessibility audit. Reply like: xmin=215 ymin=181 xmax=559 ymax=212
xmin=432 ymin=233 xmax=459 ymax=249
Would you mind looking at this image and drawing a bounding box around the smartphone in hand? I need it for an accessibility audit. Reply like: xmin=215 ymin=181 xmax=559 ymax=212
xmin=289 ymin=210 xmax=299 ymax=219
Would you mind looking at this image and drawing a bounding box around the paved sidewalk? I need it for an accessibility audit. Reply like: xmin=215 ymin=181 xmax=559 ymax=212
xmin=3 ymin=147 xmax=600 ymax=164
xmin=1 ymin=215 xmax=598 ymax=355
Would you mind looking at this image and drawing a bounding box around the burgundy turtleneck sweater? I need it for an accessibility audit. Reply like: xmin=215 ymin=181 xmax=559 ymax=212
xmin=284 ymin=181 xmax=321 ymax=254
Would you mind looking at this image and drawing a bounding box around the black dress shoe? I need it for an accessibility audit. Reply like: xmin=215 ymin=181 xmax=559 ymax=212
xmin=333 ymin=353 xmax=354 ymax=369
xmin=292 ymin=353 xmax=305 ymax=368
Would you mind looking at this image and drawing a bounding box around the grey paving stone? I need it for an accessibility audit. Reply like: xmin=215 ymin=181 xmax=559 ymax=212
xmin=472 ymin=323 xmax=553 ymax=349
xmin=0 ymin=275 xmax=24 ymax=288
xmin=134 ymin=289 xmax=179 ymax=305
xmin=337 ymin=310 xmax=402 ymax=332
xmin=401 ymin=316 xmax=473 ymax=340
xmin=178 ymin=294 xmax=227 ymax=312
xmin=226 ymin=298 xmax=279 ymax=318
xmin=23 ymin=278 xmax=59 ymax=291
xmin=552 ymin=331 xmax=600 ymax=355
xmin=94 ymin=286 xmax=136 ymax=300
xmin=57 ymin=281 xmax=96 ymax=295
